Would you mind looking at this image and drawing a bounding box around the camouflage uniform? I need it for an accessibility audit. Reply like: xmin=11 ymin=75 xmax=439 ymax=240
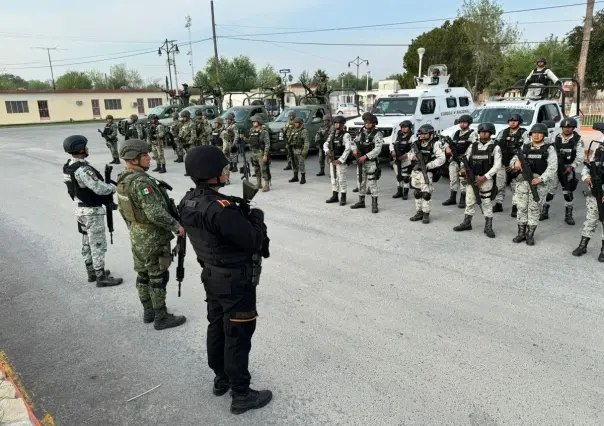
xmin=314 ymin=120 xmax=332 ymax=176
xmin=226 ymin=119 xmax=240 ymax=171
xmin=149 ymin=120 xmax=167 ymax=172
xmin=179 ymin=118 xmax=196 ymax=153
xmin=289 ymin=120 xmax=310 ymax=184
xmin=323 ymin=122 xmax=352 ymax=205
xmin=283 ymin=115 xmax=296 ymax=170
xmin=350 ymin=127 xmax=383 ymax=204
xmin=195 ymin=114 xmax=212 ymax=146
xmin=210 ymin=119 xmax=232 ymax=185
xmin=248 ymin=116 xmax=271 ymax=192
xmin=103 ymin=121 xmax=119 ymax=162
xmin=170 ymin=116 xmax=185 ymax=162
xmin=494 ymin=126 xmax=529 ymax=215
xmin=315 ymin=78 xmax=329 ymax=104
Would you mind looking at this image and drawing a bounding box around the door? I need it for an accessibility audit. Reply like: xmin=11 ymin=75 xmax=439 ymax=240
xmin=37 ymin=100 xmax=50 ymax=120
xmin=137 ymin=98 xmax=144 ymax=114
xmin=417 ymin=98 xmax=441 ymax=130
xmin=91 ymin=99 xmax=100 ymax=118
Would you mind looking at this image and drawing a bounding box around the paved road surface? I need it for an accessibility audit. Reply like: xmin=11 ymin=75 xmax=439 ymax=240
xmin=1 ymin=124 xmax=603 ymax=425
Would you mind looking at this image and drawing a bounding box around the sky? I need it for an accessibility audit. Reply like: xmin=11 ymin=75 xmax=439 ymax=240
xmin=0 ymin=0 xmax=594 ymax=86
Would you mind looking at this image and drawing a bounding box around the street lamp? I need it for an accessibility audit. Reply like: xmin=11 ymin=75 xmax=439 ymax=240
xmin=158 ymin=39 xmax=179 ymax=91
xmin=417 ymin=47 xmax=425 ymax=77
xmin=348 ymin=56 xmax=369 ymax=90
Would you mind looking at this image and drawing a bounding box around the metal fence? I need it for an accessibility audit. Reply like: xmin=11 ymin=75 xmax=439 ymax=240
xmin=564 ymin=101 xmax=604 ymax=127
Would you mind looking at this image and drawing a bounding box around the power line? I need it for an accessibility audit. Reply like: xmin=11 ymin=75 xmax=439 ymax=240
xmin=2 ymin=47 xmax=164 ymax=66
xmin=0 ymin=32 xmax=162 ymax=45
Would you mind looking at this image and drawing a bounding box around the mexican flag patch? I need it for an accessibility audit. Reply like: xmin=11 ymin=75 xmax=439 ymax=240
xmin=140 ymin=187 xmax=153 ymax=196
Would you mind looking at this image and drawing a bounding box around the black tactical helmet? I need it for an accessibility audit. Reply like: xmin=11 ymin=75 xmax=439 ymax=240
xmin=195 ymin=109 xmax=203 ymax=116
xmin=181 ymin=110 xmax=191 ymax=118
xmin=171 ymin=112 xmax=179 ymax=119
xmin=399 ymin=120 xmax=413 ymax=131
xmin=364 ymin=114 xmax=378 ymax=125
xmin=63 ymin=135 xmax=88 ymax=154
xmin=477 ymin=122 xmax=496 ymax=135
xmin=536 ymin=57 xmax=547 ymax=65
xmin=333 ymin=115 xmax=346 ymax=124
xmin=418 ymin=124 xmax=435 ymax=134
xmin=106 ymin=114 xmax=114 ymax=120
xmin=361 ymin=112 xmax=372 ymax=121
xmin=529 ymin=123 xmax=548 ymax=135
xmin=251 ymin=114 xmax=264 ymax=125
xmin=226 ymin=112 xmax=235 ymax=120
xmin=560 ymin=117 xmax=578 ymax=128
xmin=508 ymin=113 xmax=523 ymax=124
xmin=294 ymin=117 xmax=304 ymax=124
xmin=458 ymin=114 xmax=473 ymax=124
xmin=119 ymin=139 xmax=150 ymax=160
xmin=185 ymin=145 xmax=228 ymax=180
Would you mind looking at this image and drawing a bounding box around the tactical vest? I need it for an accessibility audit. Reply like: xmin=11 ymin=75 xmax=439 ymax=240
xmin=211 ymin=129 xmax=222 ymax=146
xmin=332 ymin=131 xmax=347 ymax=157
xmin=358 ymin=129 xmax=378 ymax=156
xmin=591 ymin=149 xmax=604 ymax=181
xmin=317 ymin=126 xmax=330 ymax=143
xmin=290 ymin=128 xmax=305 ymax=149
xmin=248 ymin=128 xmax=261 ymax=150
xmin=419 ymin=138 xmax=438 ymax=168
xmin=453 ymin=129 xmax=474 ymax=157
xmin=498 ymin=127 xmax=527 ymax=164
xmin=470 ymin=142 xmax=496 ymax=176
xmin=394 ymin=131 xmax=412 ymax=155
xmin=554 ymin=132 xmax=580 ymax=165
xmin=116 ymin=171 xmax=156 ymax=225
xmin=523 ymin=143 xmax=550 ymax=175
xmin=63 ymin=160 xmax=107 ymax=207
xmin=528 ymin=68 xmax=549 ymax=85
xmin=180 ymin=189 xmax=254 ymax=267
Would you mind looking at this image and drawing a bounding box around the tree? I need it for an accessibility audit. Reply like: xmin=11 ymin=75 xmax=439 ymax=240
xmin=567 ymin=9 xmax=604 ymax=91
xmin=27 ymin=80 xmax=52 ymax=90
xmin=298 ymin=70 xmax=311 ymax=86
xmin=56 ymin=71 xmax=93 ymax=89
xmin=87 ymin=70 xmax=108 ymax=89
xmin=107 ymin=64 xmax=143 ymax=89
xmin=144 ymin=77 xmax=163 ymax=90
xmin=312 ymin=69 xmax=327 ymax=82
xmin=385 ymin=72 xmax=415 ymax=90
xmin=255 ymin=65 xmax=279 ymax=89
xmin=194 ymin=56 xmax=258 ymax=92
xmin=0 ymin=73 xmax=28 ymax=90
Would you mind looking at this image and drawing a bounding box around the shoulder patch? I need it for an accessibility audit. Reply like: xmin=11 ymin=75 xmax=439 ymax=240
xmin=216 ymin=199 xmax=231 ymax=208
xmin=84 ymin=168 xmax=98 ymax=180
xmin=140 ymin=187 xmax=153 ymax=196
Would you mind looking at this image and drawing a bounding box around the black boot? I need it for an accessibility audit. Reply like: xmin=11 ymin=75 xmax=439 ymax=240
xmin=174 ymin=156 xmax=182 ymax=163
xmin=283 ymin=162 xmax=292 ymax=170
xmin=112 ymin=157 xmax=120 ymax=164
xmin=353 ymin=187 xmax=359 ymax=193
xmin=539 ymin=204 xmax=550 ymax=221
xmin=392 ymin=187 xmax=403 ymax=199
xmin=493 ymin=203 xmax=503 ymax=213
xmin=572 ymin=236 xmax=590 ymax=256
xmin=484 ymin=217 xmax=495 ymax=238
xmin=316 ymin=167 xmax=325 ymax=176
xmin=453 ymin=214 xmax=472 ymax=232
xmin=422 ymin=212 xmax=431 ymax=224
xmin=339 ymin=193 xmax=346 ymax=206
xmin=402 ymin=188 xmax=409 ymax=200
xmin=350 ymin=196 xmax=365 ymax=209
xmin=511 ymin=205 xmax=518 ymax=218
xmin=458 ymin=193 xmax=466 ymax=209
xmin=158 ymin=164 xmax=166 ymax=174
xmin=409 ymin=210 xmax=423 ymax=221
xmin=599 ymin=241 xmax=604 ymax=262
xmin=326 ymin=191 xmax=338 ymax=203
xmin=565 ymin=206 xmax=575 ymax=225
xmin=153 ymin=307 xmax=186 ymax=330
xmin=442 ymin=190 xmax=457 ymax=206
xmin=372 ymin=197 xmax=378 ymax=213
xmin=96 ymin=271 xmax=123 ymax=287
xmin=152 ymin=164 xmax=161 ymax=172
xmin=525 ymin=225 xmax=537 ymax=246
xmin=213 ymin=375 xmax=230 ymax=396
xmin=289 ymin=172 xmax=299 ymax=183
xmin=85 ymin=263 xmax=111 ymax=283
xmin=142 ymin=300 xmax=155 ymax=324
xmin=299 ymin=173 xmax=306 ymax=184
xmin=512 ymin=224 xmax=526 ymax=243
xmin=230 ymin=389 xmax=273 ymax=415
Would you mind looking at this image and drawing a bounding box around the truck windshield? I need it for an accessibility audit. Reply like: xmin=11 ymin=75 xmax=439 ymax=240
xmin=275 ymin=109 xmax=310 ymax=122
xmin=470 ymin=108 xmax=535 ymax=125
xmin=220 ymin=107 xmax=249 ymax=122
xmin=372 ymin=98 xmax=418 ymax=115
xmin=148 ymin=106 xmax=166 ymax=116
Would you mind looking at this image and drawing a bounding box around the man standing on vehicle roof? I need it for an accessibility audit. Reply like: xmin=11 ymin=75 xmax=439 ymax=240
xmin=494 ymin=113 xmax=529 ymax=216
xmin=272 ymin=77 xmax=286 ymax=112
xmin=288 ymin=117 xmax=310 ymax=185
xmin=212 ymin=82 xmax=224 ymax=113
xmin=541 ymin=117 xmax=584 ymax=224
xmin=283 ymin=111 xmax=297 ymax=171
xmin=523 ymin=57 xmax=561 ymax=97
xmin=315 ymin=116 xmax=332 ymax=176
xmin=442 ymin=115 xmax=477 ymax=209
xmin=390 ymin=121 xmax=415 ymax=200
xmin=350 ymin=114 xmax=383 ymax=213
xmin=315 ymin=73 xmax=329 ymax=105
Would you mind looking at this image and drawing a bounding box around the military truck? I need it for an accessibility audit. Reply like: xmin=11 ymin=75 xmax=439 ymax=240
xmin=162 ymin=104 xmax=221 ymax=147
xmin=266 ymin=105 xmax=331 ymax=156
xmin=219 ymin=105 xmax=273 ymax=138
xmin=117 ymin=104 xmax=183 ymax=136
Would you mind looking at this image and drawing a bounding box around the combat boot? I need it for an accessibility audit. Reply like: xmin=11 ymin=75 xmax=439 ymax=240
xmin=350 ymin=196 xmax=365 ymax=209
xmin=493 ymin=203 xmax=503 ymax=213
xmin=422 ymin=212 xmax=430 ymax=224
xmin=458 ymin=193 xmax=466 ymax=209
xmin=256 ymin=177 xmax=262 ymax=190
xmin=85 ymin=262 xmax=111 ymax=283
xmin=262 ymin=180 xmax=270 ymax=193
xmin=141 ymin=300 xmax=155 ymax=323
xmin=512 ymin=224 xmax=526 ymax=243
xmin=230 ymin=388 xmax=273 ymax=415
xmin=565 ymin=206 xmax=575 ymax=225
xmin=371 ymin=197 xmax=379 ymax=213
xmin=484 ymin=217 xmax=495 ymax=238
xmin=283 ymin=162 xmax=292 ymax=170
xmin=525 ymin=225 xmax=537 ymax=246
xmin=339 ymin=193 xmax=346 ymax=206
xmin=353 ymin=187 xmax=359 ymax=193
xmin=316 ymin=167 xmax=325 ymax=176
xmin=599 ymin=241 xmax=604 ymax=262
xmin=212 ymin=375 xmax=230 ymax=396
xmin=152 ymin=164 xmax=161 ymax=172
xmin=289 ymin=172 xmax=299 ymax=183
xmin=539 ymin=204 xmax=550 ymax=221
xmin=159 ymin=165 xmax=166 ymax=174
xmin=572 ymin=236 xmax=590 ymax=256
xmin=511 ymin=205 xmax=518 ymax=218
xmin=112 ymin=157 xmax=120 ymax=164
xmin=409 ymin=210 xmax=423 ymax=222
xmin=442 ymin=190 xmax=457 ymax=206
xmin=392 ymin=187 xmax=403 ymax=199
xmin=402 ymin=188 xmax=409 ymax=200
xmin=453 ymin=214 xmax=472 ymax=232
xmin=96 ymin=271 xmax=123 ymax=287
xmin=299 ymin=173 xmax=306 ymax=184
xmin=174 ymin=156 xmax=182 ymax=163
xmin=153 ymin=307 xmax=186 ymax=330
xmin=326 ymin=191 xmax=338 ymax=203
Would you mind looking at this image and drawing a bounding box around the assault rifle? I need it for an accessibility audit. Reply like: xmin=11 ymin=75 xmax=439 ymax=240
xmin=515 ymin=144 xmax=540 ymax=202
xmin=586 ymin=123 xmax=604 ymax=222
xmin=393 ymin=134 xmax=403 ymax=183
xmin=98 ymin=127 xmax=110 ymax=138
xmin=328 ymin=130 xmax=338 ymax=181
xmin=156 ymin=179 xmax=184 ymax=297
xmin=458 ymin=155 xmax=484 ymax=214
xmin=103 ymin=165 xmax=117 ymax=244
xmin=410 ymin=138 xmax=430 ymax=186
xmin=440 ymin=135 xmax=460 ymax=163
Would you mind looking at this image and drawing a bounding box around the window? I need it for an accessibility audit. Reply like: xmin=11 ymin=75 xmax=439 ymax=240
xmin=420 ymin=99 xmax=436 ymax=114
xmin=545 ymin=104 xmax=561 ymax=122
xmin=446 ymin=97 xmax=457 ymax=108
xmin=104 ymin=99 xmax=122 ymax=110
xmin=91 ymin=99 xmax=101 ymax=117
xmin=148 ymin=98 xmax=162 ymax=108
xmin=459 ymin=97 xmax=470 ymax=107
xmin=5 ymin=101 xmax=29 ymax=114
xmin=203 ymin=108 xmax=216 ymax=119
xmin=37 ymin=100 xmax=49 ymax=119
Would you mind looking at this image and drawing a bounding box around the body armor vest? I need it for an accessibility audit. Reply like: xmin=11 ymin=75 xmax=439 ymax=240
xmin=394 ymin=131 xmax=412 ymax=155
xmin=470 ymin=143 xmax=496 ymax=176
xmin=63 ymin=161 xmax=106 ymax=206
xmin=116 ymin=172 xmax=156 ymax=225
xmin=418 ymin=139 xmax=439 ymax=169
xmin=290 ymin=128 xmax=305 ymax=149
xmin=524 ymin=143 xmax=550 ymax=175
xmin=453 ymin=129 xmax=474 ymax=157
xmin=554 ymin=133 xmax=580 ymax=165
xmin=358 ymin=130 xmax=378 ymax=156
xmin=332 ymin=131 xmax=347 ymax=158
xmin=498 ymin=127 xmax=527 ymax=164
xmin=248 ymin=128 xmax=261 ymax=150
xmin=590 ymin=149 xmax=604 ymax=182
xmin=211 ymin=129 xmax=222 ymax=146
xmin=528 ymin=68 xmax=549 ymax=85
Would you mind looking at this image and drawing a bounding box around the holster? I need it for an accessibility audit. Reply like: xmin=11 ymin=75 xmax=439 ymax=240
xmin=77 ymin=222 xmax=87 ymax=235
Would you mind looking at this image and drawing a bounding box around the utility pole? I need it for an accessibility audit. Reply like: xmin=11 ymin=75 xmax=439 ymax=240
xmin=158 ymin=39 xmax=179 ymax=91
xmin=32 ymin=47 xmax=58 ymax=90
xmin=348 ymin=56 xmax=369 ymax=91
xmin=210 ymin=0 xmax=220 ymax=84
xmin=577 ymin=0 xmax=595 ymax=92
xmin=185 ymin=15 xmax=195 ymax=79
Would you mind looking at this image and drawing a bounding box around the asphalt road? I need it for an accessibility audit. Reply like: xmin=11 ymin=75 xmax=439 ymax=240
xmin=1 ymin=124 xmax=603 ymax=425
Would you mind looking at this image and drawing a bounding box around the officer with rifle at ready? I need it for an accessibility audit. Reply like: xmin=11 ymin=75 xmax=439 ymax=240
xmin=390 ymin=120 xmax=415 ymax=200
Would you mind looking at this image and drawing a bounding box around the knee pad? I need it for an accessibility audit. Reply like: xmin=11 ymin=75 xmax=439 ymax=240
xmin=402 ymin=175 xmax=410 ymax=184
xmin=564 ymin=192 xmax=573 ymax=202
xmin=422 ymin=192 xmax=431 ymax=201
xmin=414 ymin=189 xmax=422 ymax=200
xmin=150 ymin=271 xmax=169 ymax=289
xmin=546 ymin=193 xmax=554 ymax=202
xmin=136 ymin=272 xmax=150 ymax=285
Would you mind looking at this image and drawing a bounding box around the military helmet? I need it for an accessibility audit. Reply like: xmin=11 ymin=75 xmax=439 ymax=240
xmin=323 ymin=115 xmax=331 ymax=122
xmin=536 ymin=57 xmax=547 ymax=65
xmin=215 ymin=117 xmax=224 ymax=125
xmin=477 ymin=122 xmax=496 ymax=135
xmin=529 ymin=123 xmax=549 ymax=135
xmin=106 ymin=114 xmax=114 ymax=120
xmin=333 ymin=115 xmax=346 ymax=124
xmin=399 ymin=120 xmax=413 ymax=131
xmin=250 ymin=114 xmax=264 ymax=125
xmin=171 ymin=112 xmax=179 ymax=119
xmin=560 ymin=117 xmax=578 ymax=128
xmin=364 ymin=114 xmax=378 ymax=125
xmin=195 ymin=109 xmax=203 ymax=116
xmin=288 ymin=111 xmax=296 ymax=118
xmin=63 ymin=135 xmax=88 ymax=154
xmin=148 ymin=114 xmax=158 ymax=120
xmin=181 ymin=110 xmax=191 ymax=118
xmin=294 ymin=117 xmax=304 ymax=124
xmin=118 ymin=138 xmax=151 ymax=160
xmin=508 ymin=113 xmax=523 ymax=124
xmin=418 ymin=124 xmax=435 ymax=134
xmin=226 ymin=112 xmax=235 ymax=120
xmin=129 ymin=114 xmax=138 ymax=121
xmin=185 ymin=146 xmax=228 ymax=180
xmin=361 ymin=112 xmax=372 ymax=121
xmin=458 ymin=114 xmax=473 ymax=124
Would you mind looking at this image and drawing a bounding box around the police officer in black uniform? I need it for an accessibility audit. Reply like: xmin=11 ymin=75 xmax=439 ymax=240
xmin=390 ymin=120 xmax=414 ymax=200
xmin=178 ymin=145 xmax=272 ymax=415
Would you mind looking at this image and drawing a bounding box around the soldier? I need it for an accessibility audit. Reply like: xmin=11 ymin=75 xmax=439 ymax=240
xmin=211 ymin=118 xmax=231 ymax=185
xmin=116 ymin=139 xmax=187 ymax=330
xmin=282 ymin=111 xmax=296 ymax=170
xmin=352 ymin=112 xmax=373 ymax=194
xmin=453 ymin=123 xmax=502 ymax=238
xmin=62 ymin=135 xmax=123 ymax=287
xmin=225 ymin=112 xmax=240 ymax=172
xmin=390 ymin=120 xmax=415 ymax=200
xmin=148 ymin=114 xmax=167 ymax=174
xmin=288 ymin=117 xmax=310 ymax=184
xmin=523 ymin=57 xmax=561 ymax=97
xmin=126 ymin=114 xmax=144 ymax=141
xmin=179 ymin=110 xmax=196 ymax=176
xmin=315 ymin=73 xmax=329 ymax=105
xmin=179 ymin=145 xmax=272 ymax=415
xmin=409 ymin=124 xmax=446 ymax=224
xmin=324 ymin=115 xmax=352 ymax=206
xmin=350 ymin=113 xmax=383 ymax=213
xmin=248 ymin=115 xmax=271 ymax=192
xmin=194 ymin=109 xmax=211 ymax=146
xmin=442 ymin=115 xmax=477 ymax=208
xmin=102 ymin=115 xmax=120 ymax=164
xmin=541 ymin=117 xmax=584 ymax=224
xmin=170 ymin=112 xmax=185 ymax=163
xmin=212 ymin=82 xmax=224 ymax=113
xmin=494 ymin=113 xmax=529 ymax=216
xmin=273 ymin=76 xmax=286 ymax=112
xmin=572 ymin=138 xmax=604 ymax=260
xmin=510 ymin=123 xmax=558 ymax=246
xmin=314 ymin=116 xmax=332 ymax=176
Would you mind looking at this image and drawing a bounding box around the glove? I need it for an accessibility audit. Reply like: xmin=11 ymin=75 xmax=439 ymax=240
xmin=249 ymin=208 xmax=264 ymax=222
